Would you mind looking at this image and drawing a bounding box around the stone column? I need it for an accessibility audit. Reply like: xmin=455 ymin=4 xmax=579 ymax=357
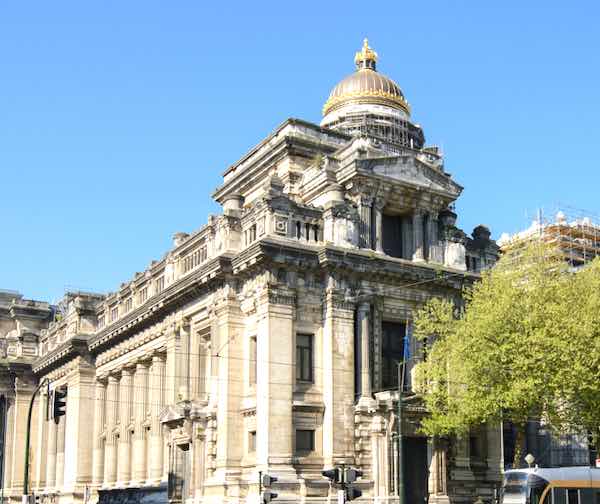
xmin=92 ymin=380 xmax=106 ymax=487
xmin=358 ymin=196 xmax=373 ymax=249
xmin=373 ymin=198 xmax=385 ymax=253
xmin=132 ymin=361 xmax=149 ymax=485
xmin=322 ymin=289 xmax=356 ymax=467
xmin=104 ymin=374 xmax=119 ymax=486
xmin=452 ymin=435 xmax=474 ymax=480
xmin=428 ymin=438 xmax=450 ymax=504
xmin=486 ymin=422 xmax=504 ymax=482
xmin=148 ymin=354 xmax=166 ymax=484
xmin=46 ymin=409 xmax=58 ymax=489
xmin=55 ymin=409 xmax=66 ymax=488
xmin=11 ymin=377 xmax=37 ymax=492
xmin=34 ymin=391 xmax=48 ymax=491
xmin=428 ymin=212 xmax=440 ymax=262
xmin=357 ymin=302 xmax=373 ymax=406
xmin=117 ymin=368 xmax=133 ymax=485
xmin=412 ymin=211 xmax=425 ymax=261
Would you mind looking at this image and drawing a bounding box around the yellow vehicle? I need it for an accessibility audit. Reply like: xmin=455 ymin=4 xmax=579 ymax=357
xmin=502 ymin=467 xmax=600 ymax=504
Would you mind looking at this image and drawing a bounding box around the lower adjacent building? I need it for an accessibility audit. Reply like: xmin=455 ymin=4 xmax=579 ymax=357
xmin=1 ymin=40 xmax=501 ymax=503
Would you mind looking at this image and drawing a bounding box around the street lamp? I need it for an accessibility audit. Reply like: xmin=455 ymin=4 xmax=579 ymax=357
xmin=525 ymin=453 xmax=535 ymax=468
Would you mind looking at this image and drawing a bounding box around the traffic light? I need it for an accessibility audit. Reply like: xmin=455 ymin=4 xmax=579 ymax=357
xmin=261 ymin=473 xmax=278 ymax=503
xmin=49 ymin=386 xmax=67 ymax=422
xmin=322 ymin=467 xmax=343 ymax=485
xmin=344 ymin=467 xmax=362 ymax=483
xmin=344 ymin=467 xmax=363 ymax=502
xmin=345 ymin=486 xmax=362 ymax=501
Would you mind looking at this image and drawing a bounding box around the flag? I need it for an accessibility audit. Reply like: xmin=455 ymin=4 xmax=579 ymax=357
xmin=403 ymin=320 xmax=411 ymax=361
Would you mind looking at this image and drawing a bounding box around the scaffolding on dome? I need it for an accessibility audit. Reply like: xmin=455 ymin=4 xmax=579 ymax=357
xmin=498 ymin=205 xmax=600 ymax=268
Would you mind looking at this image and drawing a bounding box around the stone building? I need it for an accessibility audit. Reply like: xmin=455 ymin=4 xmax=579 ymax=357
xmin=1 ymin=40 xmax=500 ymax=504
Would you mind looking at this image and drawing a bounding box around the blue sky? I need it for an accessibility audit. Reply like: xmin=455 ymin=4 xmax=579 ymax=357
xmin=2 ymin=1 xmax=599 ymax=302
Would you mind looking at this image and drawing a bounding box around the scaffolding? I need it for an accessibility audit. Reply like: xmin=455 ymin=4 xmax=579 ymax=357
xmin=498 ymin=205 xmax=600 ymax=268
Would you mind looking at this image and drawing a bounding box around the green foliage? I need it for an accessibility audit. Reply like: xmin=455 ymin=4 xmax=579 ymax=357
xmin=414 ymin=242 xmax=600 ymax=449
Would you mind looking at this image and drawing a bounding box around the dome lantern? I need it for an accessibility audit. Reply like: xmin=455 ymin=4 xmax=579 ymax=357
xmin=354 ymin=38 xmax=378 ymax=70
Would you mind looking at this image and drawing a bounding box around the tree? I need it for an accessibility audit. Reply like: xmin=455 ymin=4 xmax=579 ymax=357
xmin=413 ymin=243 xmax=600 ymax=468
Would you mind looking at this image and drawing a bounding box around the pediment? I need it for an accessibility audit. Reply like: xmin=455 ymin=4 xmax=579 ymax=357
xmin=361 ymin=156 xmax=462 ymax=198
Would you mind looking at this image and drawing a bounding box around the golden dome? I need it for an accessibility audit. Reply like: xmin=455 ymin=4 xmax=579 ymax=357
xmin=323 ymin=39 xmax=410 ymax=117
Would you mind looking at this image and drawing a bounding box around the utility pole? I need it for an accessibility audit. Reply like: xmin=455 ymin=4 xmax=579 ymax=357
xmin=397 ymin=360 xmax=406 ymax=504
xmin=23 ymin=378 xmax=48 ymax=503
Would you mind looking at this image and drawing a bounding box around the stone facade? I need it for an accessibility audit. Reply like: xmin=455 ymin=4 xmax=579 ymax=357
xmin=0 ymin=41 xmax=501 ymax=504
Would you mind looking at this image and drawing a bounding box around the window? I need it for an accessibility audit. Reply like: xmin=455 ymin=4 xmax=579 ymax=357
xmin=568 ymin=490 xmax=579 ymax=504
xmin=381 ymin=321 xmax=407 ymax=390
xmin=249 ymin=336 xmax=257 ymax=385
xmin=296 ymin=334 xmax=313 ymax=382
xmin=124 ymin=298 xmax=133 ymax=313
xmin=382 ymin=214 xmax=405 ymax=258
xmin=139 ymin=287 xmax=148 ymax=304
xmin=97 ymin=315 xmax=105 ymax=329
xmin=110 ymin=306 xmax=119 ymax=322
xmin=295 ymin=429 xmax=315 ymax=453
xmin=155 ymin=276 xmax=164 ymax=294
xmin=248 ymin=431 xmax=256 ymax=453
xmin=469 ymin=435 xmax=480 ymax=458
xmin=296 ymin=221 xmax=302 ymax=239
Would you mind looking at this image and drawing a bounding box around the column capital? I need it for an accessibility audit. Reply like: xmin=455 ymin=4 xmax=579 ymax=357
xmin=151 ymin=352 xmax=166 ymax=364
xmin=357 ymin=301 xmax=371 ymax=314
xmin=373 ymin=196 xmax=386 ymax=211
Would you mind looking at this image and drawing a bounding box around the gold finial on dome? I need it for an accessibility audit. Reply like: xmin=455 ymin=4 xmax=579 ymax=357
xmin=354 ymin=38 xmax=378 ymax=70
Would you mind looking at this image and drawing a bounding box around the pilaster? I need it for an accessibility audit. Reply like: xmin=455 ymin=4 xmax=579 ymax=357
xmin=148 ymin=353 xmax=166 ymax=484
xmin=117 ymin=367 xmax=133 ymax=485
xmin=91 ymin=379 xmax=106 ymax=488
xmin=213 ymin=291 xmax=245 ymax=480
xmin=63 ymin=363 xmax=97 ymax=493
xmin=373 ymin=198 xmax=385 ymax=253
xmin=103 ymin=374 xmax=119 ymax=486
xmin=132 ymin=361 xmax=149 ymax=485
xmin=322 ymin=289 xmax=355 ymax=467
xmin=10 ymin=376 xmax=36 ymax=494
xmin=255 ymin=290 xmax=294 ymax=477
xmin=357 ymin=302 xmax=374 ymax=408
xmin=46 ymin=406 xmax=57 ymax=489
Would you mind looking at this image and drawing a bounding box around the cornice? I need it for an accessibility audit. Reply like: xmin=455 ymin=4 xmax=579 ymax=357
xmin=88 ymin=254 xmax=233 ymax=354
xmin=32 ymin=336 xmax=89 ymax=375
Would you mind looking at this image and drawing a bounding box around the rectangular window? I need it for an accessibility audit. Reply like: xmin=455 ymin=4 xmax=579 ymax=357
xmin=139 ymin=287 xmax=148 ymax=304
xmin=296 ymin=334 xmax=313 ymax=382
xmin=124 ymin=298 xmax=133 ymax=313
xmin=295 ymin=429 xmax=315 ymax=453
xmin=382 ymin=214 xmax=404 ymax=258
xmin=110 ymin=306 xmax=119 ymax=322
xmin=568 ymin=490 xmax=579 ymax=504
xmin=469 ymin=435 xmax=480 ymax=458
xmin=98 ymin=315 xmax=105 ymax=329
xmin=381 ymin=321 xmax=407 ymax=390
xmin=248 ymin=431 xmax=256 ymax=453
xmin=249 ymin=336 xmax=257 ymax=385
xmin=155 ymin=276 xmax=164 ymax=294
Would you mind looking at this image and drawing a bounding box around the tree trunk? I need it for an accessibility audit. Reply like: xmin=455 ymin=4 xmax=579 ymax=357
xmin=513 ymin=423 xmax=526 ymax=469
